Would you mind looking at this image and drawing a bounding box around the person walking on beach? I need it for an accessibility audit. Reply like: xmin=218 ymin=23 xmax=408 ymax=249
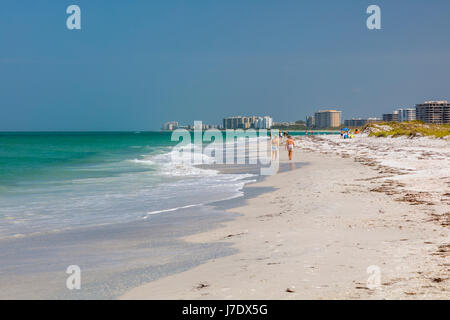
xmin=271 ymin=134 xmax=279 ymax=161
xmin=286 ymin=135 xmax=295 ymax=161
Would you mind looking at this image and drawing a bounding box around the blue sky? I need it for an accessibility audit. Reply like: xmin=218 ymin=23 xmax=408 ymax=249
xmin=1 ymin=0 xmax=449 ymax=131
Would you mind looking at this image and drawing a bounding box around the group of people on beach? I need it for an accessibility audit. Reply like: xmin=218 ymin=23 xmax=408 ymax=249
xmin=270 ymin=131 xmax=295 ymax=161
xmin=341 ymin=128 xmax=359 ymax=139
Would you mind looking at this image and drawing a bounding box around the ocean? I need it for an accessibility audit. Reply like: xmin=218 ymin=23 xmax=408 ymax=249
xmin=0 ymin=131 xmax=259 ymax=239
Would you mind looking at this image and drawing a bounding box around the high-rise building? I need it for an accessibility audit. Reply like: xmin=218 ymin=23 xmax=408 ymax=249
xmin=223 ymin=116 xmax=272 ymax=129
xmin=415 ymin=101 xmax=450 ymax=124
xmin=243 ymin=117 xmax=251 ymax=129
xmin=263 ymin=116 xmax=273 ymax=129
xmin=314 ymin=110 xmax=342 ymax=129
xmin=397 ymin=108 xmax=417 ymax=122
xmin=382 ymin=111 xmax=399 ymax=122
xmin=344 ymin=119 xmax=366 ymax=127
xmin=254 ymin=116 xmax=273 ymax=129
xmin=306 ymin=116 xmax=315 ymax=128
xmin=161 ymin=121 xmax=178 ymax=131
xmin=223 ymin=117 xmax=232 ymax=129
xmin=344 ymin=118 xmax=382 ymax=127
xmin=223 ymin=116 xmax=245 ymax=129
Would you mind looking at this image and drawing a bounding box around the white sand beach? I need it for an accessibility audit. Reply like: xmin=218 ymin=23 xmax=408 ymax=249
xmin=121 ymin=134 xmax=450 ymax=300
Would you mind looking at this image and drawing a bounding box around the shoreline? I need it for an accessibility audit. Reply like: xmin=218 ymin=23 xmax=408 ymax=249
xmin=0 ymin=157 xmax=275 ymax=299
xmin=121 ymin=136 xmax=449 ymax=299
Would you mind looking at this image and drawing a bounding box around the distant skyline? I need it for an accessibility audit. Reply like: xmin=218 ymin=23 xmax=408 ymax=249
xmin=1 ymin=0 xmax=450 ymax=131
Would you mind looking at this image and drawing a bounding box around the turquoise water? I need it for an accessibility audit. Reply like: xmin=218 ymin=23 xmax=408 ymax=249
xmin=0 ymin=132 xmax=176 ymax=188
xmin=0 ymin=132 xmax=255 ymax=238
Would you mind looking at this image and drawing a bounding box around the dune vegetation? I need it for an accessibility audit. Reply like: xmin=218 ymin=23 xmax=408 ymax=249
xmin=364 ymin=121 xmax=450 ymax=138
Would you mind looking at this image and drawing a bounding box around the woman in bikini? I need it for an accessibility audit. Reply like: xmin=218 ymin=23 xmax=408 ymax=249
xmin=271 ymin=134 xmax=279 ymax=161
xmin=286 ymin=135 xmax=295 ymax=161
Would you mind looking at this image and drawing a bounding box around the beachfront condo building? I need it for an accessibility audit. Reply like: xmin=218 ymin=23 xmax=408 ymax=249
xmin=314 ymin=110 xmax=342 ymax=129
xmin=397 ymin=108 xmax=417 ymax=122
xmin=223 ymin=116 xmax=273 ymax=129
xmin=382 ymin=108 xmax=416 ymax=123
xmin=223 ymin=116 xmax=250 ymax=129
xmin=344 ymin=118 xmax=382 ymax=127
xmin=161 ymin=121 xmax=178 ymax=131
xmin=306 ymin=116 xmax=315 ymax=128
xmin=382 ymin=111 xmax=399 ymax=122
xmin=416 ymin=101 xmax=450 ymax=124
xmin=254 ymin=116 xmax=273 ymax=129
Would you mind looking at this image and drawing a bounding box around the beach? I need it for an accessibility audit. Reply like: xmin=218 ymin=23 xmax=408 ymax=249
xmin=3 ymin=0 xmax=450 ymax=306
xmin=121 ymin=134 xmax=450 ymax=299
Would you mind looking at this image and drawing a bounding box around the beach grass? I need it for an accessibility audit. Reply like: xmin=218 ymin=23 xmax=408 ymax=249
xmin=365 ymin=121 xmax=450 ymax=138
